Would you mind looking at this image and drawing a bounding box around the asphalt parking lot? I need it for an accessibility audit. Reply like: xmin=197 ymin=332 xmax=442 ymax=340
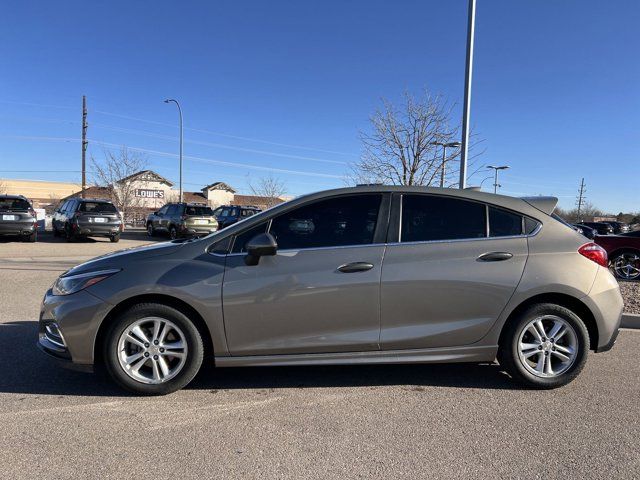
xmin=0 ymin=232 xmax=639 ymax=479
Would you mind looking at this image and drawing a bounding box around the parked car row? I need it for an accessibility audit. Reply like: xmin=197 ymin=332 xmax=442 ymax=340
xmin=574 ymin=220 xmax=630 ymax=236
xmin=145 ymin=203 xmax=262 ymax=239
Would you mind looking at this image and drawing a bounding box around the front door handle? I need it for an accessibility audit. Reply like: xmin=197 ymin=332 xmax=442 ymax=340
xmin=477 ymin=252 xmax=513 ymax=262
xmin=337 ymin=262 xmax=375 ymax=273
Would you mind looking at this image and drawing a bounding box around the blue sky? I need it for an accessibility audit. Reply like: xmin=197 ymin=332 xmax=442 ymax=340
xmin=0 ymin=0 xmax=638 ymax=212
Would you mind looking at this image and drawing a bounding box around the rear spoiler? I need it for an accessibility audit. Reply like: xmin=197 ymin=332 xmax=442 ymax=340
xmin=520 ymin=196 xmax=558 ymax=215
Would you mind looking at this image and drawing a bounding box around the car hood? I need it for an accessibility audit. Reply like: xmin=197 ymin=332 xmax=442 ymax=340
xmin=62 ymin=241 xmax=183 ymax=277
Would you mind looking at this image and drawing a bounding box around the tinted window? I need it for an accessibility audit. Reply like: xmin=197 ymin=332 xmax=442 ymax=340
xmin=157 ymin=205 xmax=169 ymax=215
xmin=401 ymin=195 xmax=486 ymax=242
xmin=79 ymin=202 xmax=117 ymax=213
xmin=489 ymin=207 xmax=523 ymax=237
xmin=232 ymin=222 xmax=268 ymax=253
xmin=185 ymin=206 xmax=213 ymax=216
xmin=524 ymin=217 xmax=541 ymax=234
xmin=0 ymin=198 xmax=31 ymax=211
xmin=166 ymin=205 xmax=179 ymax=215
xmin=269 ymin=195 xmax=382 ymax=250
xmin=66 ymin=200 xmax=77 ymax=213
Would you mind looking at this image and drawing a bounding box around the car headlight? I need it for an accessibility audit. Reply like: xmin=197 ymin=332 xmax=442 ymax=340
xmin=52 ymin=269 xmax=121 ymax=296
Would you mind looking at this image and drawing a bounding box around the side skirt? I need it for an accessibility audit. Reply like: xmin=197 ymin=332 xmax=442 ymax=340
xmin=215 ymin=345 xmax=498 ymax=367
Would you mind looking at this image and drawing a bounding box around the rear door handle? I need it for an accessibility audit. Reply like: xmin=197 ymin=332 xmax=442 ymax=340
xmin=477 ymin=252 xmax=513 ymax=262
xmin=337 ymin=262 xmax=375 ymax=273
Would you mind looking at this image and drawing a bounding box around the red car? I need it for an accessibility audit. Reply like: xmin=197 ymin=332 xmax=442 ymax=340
xmin=595 ymin=233 xmax=640 ymax=280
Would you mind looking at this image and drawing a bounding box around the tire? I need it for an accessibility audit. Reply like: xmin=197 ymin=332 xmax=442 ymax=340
xmin=102 ymin=303 xmax=204 ymax=395
xmin=498 ymin=303 xmax=589 ymax=389
xmin=609 ymin=250 xmax=640 ymax=281
xmin=110 ymin=234 xmax=120 ymax=243
xmin=25 ymin=231 xmax=37 ymax=243
xmin=147 ymin=223 xmax=155 ymax=237
xmin=53 ymin=225 xmax=60 ymax=237
xmin=64 ymin=224 xmax=74 ymax=242
xmin=169 ymin=226 xmax=178 ymax=240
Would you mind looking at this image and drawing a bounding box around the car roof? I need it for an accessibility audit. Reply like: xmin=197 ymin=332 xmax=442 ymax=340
xmin=0 ymin=194 xmax=29 ymax=200
xmin=75 ymin=198 xmax=114 ymax=203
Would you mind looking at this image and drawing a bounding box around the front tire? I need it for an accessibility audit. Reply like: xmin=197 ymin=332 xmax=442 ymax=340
xmin=147 ymin=223 xmax=155 ymax=237
xmin=498 ymin=303 xmax=589 ymax=389
xmin=103 ymin=303 xmax=204 ymax=395
xmin=169 ymin=226 xmax=178 ymax=240
xmin=110 ymin=233 xmax=120 ymax=243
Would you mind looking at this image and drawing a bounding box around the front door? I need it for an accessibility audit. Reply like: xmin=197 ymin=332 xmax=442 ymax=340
xmin=222 ymin=194 xmax=387 ymax=356
xmin=380 ymin=194 xmax=529 ymax=349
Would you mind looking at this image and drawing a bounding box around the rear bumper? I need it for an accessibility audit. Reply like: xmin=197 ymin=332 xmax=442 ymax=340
xmin=0 ymin=222 xmax=35 ymax=236
xmin=584 ymin=267 xmax=624 ymax=352
xmin=75 ymin=223 xmax=121 ymax=236
xmin=182 ymin=227 xmax=217 ymax=236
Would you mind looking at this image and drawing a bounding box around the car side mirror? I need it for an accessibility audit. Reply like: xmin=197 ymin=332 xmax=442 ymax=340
xmin=244 ymin=232 xmax=278 ymax=266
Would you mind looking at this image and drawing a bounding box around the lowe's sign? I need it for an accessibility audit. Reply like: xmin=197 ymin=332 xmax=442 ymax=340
xmin=135 ymin=189 xmax=165 ymax=199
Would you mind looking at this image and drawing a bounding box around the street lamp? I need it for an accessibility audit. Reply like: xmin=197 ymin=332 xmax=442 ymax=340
xmin=430 ymin=141 xmax=461 ymax=188
xmin=164 ymin=99 xmax=183 ymax=203
xmin=487 ymin=165 xmax=510 ymax=194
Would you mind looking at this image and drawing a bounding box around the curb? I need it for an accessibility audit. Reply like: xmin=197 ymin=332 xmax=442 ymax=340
xmin=621 ymin=313 xmax=640 ymax=330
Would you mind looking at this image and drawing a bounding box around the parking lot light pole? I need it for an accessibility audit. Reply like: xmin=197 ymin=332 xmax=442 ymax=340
xmin=431 ymin=141 xmax=461 ymax=188
xmin=459 ymin=0 xmax=477 ymax=189
xmin=487 ymin=165 xmax=510 ymax=194
xmin=164 ymin=99 xmax=183 ymax=203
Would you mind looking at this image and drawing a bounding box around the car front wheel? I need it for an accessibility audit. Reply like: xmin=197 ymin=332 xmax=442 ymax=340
xmin=147 ymin=223 xmax=155 ymax=237
xmin=103 ymin=303 xmax=204 ymax=395
xmin=498 ymin=303 xmax=589 ymax=389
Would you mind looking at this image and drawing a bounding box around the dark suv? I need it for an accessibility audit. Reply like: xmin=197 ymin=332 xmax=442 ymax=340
xmin=146 ymin=203 xmax=218 ymax=239
xmin=53 ymin=198 xmax=122 ymax=242
xmin=213 ymin=205 xmax=261 ymax=229
xmin=0 ymin=194 xmax=38 ymax=242
xmin=577 ymin=222 xmax=614 ymax=236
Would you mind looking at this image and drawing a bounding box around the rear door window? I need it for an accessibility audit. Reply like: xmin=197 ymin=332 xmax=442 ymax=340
xmin=401 ymin=195 xmax=486 ymax=242
xmin=489 ymin=207 xmax=523 ymax=237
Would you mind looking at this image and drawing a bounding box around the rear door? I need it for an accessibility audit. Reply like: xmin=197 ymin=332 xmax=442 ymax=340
xmin=380 ymin=194 xmax=529 ymax=349
xmin=222 ymin=193 xmax=389 ymax=356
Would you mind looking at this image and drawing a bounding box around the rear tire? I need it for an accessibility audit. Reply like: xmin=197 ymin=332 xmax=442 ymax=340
xmin=110 ymin=234 xmax=120 ymax=243
xmin=498 ymin=303 xmax=589 ymax=389
xmin=102 ymin=303 xmax=204 ymax=395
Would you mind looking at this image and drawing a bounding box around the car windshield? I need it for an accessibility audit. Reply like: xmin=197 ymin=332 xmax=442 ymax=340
xmin=0 ymin=198 xmax=31 ymax=211
xmin=79 ymin=202 xmax=117 ymax=213
xmin=185 ymin=206 xmax=213 ymax=216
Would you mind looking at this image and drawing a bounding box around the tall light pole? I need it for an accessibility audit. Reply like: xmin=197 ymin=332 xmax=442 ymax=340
xmin=430 ymin=141 xmax=461 ymax=187
xmin=164 ymin=99 xmax=183 ymax=203
xmin=459 ymin=0 xmax=477 ymax=189
xmin=487 ymin=165 xmax=509 ymax=194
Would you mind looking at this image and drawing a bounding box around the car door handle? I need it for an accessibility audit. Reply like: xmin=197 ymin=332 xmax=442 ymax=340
xmin=337 ymin=262 xmax=375 ymax=273
xmin=477 ymin=252 xmax=513 ymax=262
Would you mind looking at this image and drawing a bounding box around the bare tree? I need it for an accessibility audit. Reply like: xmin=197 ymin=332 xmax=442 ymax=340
xmin=555 ymin=201 xmax=604 ymax=223
xmin=351 ymin=90 xmax=484 ymax=187
xmin=90 ymin=147 xmax=148 ymax=220
xmin=248 ymin=174 xmax=287 ymax=208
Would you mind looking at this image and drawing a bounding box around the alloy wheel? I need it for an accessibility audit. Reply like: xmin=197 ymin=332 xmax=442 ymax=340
xmin=517 ymin=315 xmax=578 ymax=378
xmin=612 ymin=253 xmax=640 ymax=280
xmin=117 ymin=317 xmax=188 ymax=384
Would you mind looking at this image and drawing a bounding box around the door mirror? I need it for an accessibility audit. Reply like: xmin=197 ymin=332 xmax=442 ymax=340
xmin=244 ymin=232 xmax=278 ymax=266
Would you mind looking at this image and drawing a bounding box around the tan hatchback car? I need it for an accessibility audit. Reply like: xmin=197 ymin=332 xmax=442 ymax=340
xmin=38 ymin=186 xmax=623 ymax=395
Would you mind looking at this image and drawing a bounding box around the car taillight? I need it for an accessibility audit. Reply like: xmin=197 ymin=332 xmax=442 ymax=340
xmin=578 ymin=243 xmax=608 ymax=267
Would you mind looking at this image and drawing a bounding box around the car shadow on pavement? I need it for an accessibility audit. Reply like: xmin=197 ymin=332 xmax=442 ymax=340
xmin=0 ymin=321 xmax=517 ymax=397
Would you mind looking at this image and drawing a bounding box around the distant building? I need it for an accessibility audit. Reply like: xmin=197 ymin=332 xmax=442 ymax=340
xmin=0 ymin=178 xmax=82 ymax=212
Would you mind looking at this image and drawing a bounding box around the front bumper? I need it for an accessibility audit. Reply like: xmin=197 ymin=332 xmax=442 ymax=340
xmin=38 ymin=287 xmax=111 ymax=367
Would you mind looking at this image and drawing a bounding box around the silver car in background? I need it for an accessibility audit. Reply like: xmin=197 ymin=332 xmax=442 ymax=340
xmin=38 ymin=186 xmax=623 ymax=395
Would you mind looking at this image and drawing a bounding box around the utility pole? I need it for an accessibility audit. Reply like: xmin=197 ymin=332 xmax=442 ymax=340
xmin=576 ymin=178 xmax=586 ymax=221
xmin=459 ymin=0 xmax=477 ymax=189
xmin=81 ymin=95 xmax=88 ymax=197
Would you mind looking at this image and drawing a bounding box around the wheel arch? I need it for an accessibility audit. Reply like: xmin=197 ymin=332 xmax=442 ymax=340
xmin=499 ymin=293 xmax=598 ymax=351
xmin=94 ymin=293 xmax=214 ymax=365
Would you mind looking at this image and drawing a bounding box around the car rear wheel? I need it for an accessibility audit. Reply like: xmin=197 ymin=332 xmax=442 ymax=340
xmin=110 ymin=233 xmax=120 ymax=243
xmin=498 ymin=303 xmax=589 ymax=389
xmin=103 ymin=303 xmax=204 ymax=395
xmin=610 ymin=250 xmax=640 ymax=280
